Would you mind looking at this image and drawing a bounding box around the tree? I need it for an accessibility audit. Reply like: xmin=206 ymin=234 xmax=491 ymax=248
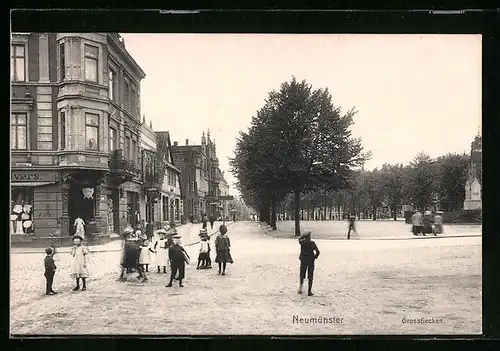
xmin=380 ymin=163 xmax=405 ymax=220
xmin=231 ymin=78 xmax=368 ymax=235
xmin=359 ymin=169 xmax=386 ymax=220
xmin=406 ymin=152 xmax=440 ymax=211
xmin=435 ymin=153 xmax=470 ymax=211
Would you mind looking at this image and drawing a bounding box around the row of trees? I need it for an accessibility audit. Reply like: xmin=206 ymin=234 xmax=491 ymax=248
xmin=230 ymin=77 xmax=370 ymax=236
xmin=230 ymin=77 xmax=472 ymax=235
xmin=280 ymin=152 xmax=470 ymax=222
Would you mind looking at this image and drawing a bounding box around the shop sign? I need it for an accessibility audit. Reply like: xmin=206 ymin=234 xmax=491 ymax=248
xmin=11 ymin=171 xmax=58 ymax=182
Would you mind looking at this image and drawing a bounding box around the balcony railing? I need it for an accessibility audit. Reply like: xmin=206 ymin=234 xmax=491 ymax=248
xmin=108 ymin=150 xmax=140 ymax=177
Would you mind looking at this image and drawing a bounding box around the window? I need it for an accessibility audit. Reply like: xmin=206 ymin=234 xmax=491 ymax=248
xmin=84 ymin=44 xmax=98 ymax=82
xmin=85 ymin=113 xmax=99 ymax=150
xmin=125 ymin=136 xmax=131 ymax=159
xmin=124 ymin=80 xmax=130 ymax=111
xmin=108 ymin=68 xmax=116 ymax=101
xmin=10 ymin=187 xmax=34 ymax=234
xmin=131 ymin=86 xmax=137 ymax=116
xmin=131 ymin=139 xmax=137 ymax=163
xmin=109 ymin=127 xmax=117 ymax=151
xmin=11 ymin=113 xmax=27 ymax=150
xmin=11 ymin=44 xmax=26 ymax=82
xmin=60 ymin=111 xmax=66 ymax=149
xmin=60 ymin=43 xmax=65 ymax=80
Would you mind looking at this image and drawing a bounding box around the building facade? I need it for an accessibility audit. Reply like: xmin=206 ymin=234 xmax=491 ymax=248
xmin=463 ymin=135 xmax=482 ymax=211
xmin=10 ymin=32 xmax=145 ymax=241
xmin=171 ymin=131 xmax=223 ymax=222
xmin=218 ymin=170 xmax=230 ymax=220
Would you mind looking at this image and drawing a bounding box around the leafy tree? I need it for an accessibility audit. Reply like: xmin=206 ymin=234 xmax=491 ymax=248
xmin=380 ymin=163 xmax=405 ymax=220
xmin=406 ymin=152 xmax=440 ymax=211
xmin=435 ymin=153 xmax=470 ymax=211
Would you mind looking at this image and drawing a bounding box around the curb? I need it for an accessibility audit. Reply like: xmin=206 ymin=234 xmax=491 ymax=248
xmin=11 ymin=222 xmax=236 ymax=254
xmin=264 ymin=233 xmax=482 ymax=241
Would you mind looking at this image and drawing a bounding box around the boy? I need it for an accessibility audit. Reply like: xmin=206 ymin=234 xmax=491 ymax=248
xmin=298 ymin=231 xmax=320 ymax=296
xmin=197 ymin=235 xmax=209 ymax=269
xmin=166 ymin=234 xmax=189 ymax=288
xmin=44 ymin=247 xmax=58 ymax=295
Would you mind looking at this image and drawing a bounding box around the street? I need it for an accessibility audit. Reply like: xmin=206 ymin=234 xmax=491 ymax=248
xmin=10 ymin=222 xmax=481 ymax=335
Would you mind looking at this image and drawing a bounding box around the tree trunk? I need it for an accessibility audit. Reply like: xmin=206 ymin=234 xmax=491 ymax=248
xmin=294 ymin=191 xmax=301 ymax=236
xmin=259 ymin=207 xmax=266 ymax=223
xmin=271 ymin=199 xmax=277 ymax=230
xmin=323 ymin=204 xmax=327 ymax=221
xmin=372 ymin=206 xmax=377 ymax=221
xmin=393 ymin=205 xmax=398 ymax=221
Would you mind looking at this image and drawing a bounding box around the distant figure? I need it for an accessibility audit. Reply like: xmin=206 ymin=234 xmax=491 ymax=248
xmin=433 ymin=211 xmax=443 ymax=235
xmin=411 ymin=211 xmax=423 ymax=235
xmin=298 ymin=231 xmax=320 ymax=296
xmin=189 ymin=213 xmax=194 ymax=223
xmin=422 ymin=211 xmax=433 ymax=236
xmin=347 ymin=215 xmax=357 ymax=239
xmin=209 ymin=215 xmax=216 ymax=229
xmin=145 ymin=221 xmax=154 ymax=241
xmin=74 ymin=217 xmax=85 ymax=239
xmin=202 ymin=214 xmax=208 ymax=229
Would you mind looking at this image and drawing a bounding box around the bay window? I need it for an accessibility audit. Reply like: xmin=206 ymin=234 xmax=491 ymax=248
xmin=85 ymin=113 xmax=99 ymax=150
xmin=84 ymin=44 xmax=98 ymax=82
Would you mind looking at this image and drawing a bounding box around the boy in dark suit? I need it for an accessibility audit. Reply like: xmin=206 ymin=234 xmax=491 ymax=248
xmin=166 ymin=234 xmax=189 ymax=288
xmin=44 ymin=247 xmax=58 ymax=295
xmin=298 ymin=231 xmax=320 ymax=296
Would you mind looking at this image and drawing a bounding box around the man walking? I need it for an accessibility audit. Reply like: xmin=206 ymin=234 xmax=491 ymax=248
xmin=347 ymin=215 xmax=357 ymax=239
xmin=297 ymin=231 xmax=320 ymax=296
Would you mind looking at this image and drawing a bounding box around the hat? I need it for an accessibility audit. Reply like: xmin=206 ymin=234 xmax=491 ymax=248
xmin=172 ymin=234 xmax=181 ymax=239
xmin=73 ymin=235 xmax=83 ymax=242
xmin=436 ymin=211 xmax=443 ymax=214
xmin=300 ymin=231 xmax=312 ymax=238
xmin=45 ymin=247 xmax=54 ymax=255
xmin=156 ymin=229 xmax=168 ymax=235
xmin=123 ymin=227 xmax=134 ymax=234
xmin=135 ymin=230 xmax=142 ymax=235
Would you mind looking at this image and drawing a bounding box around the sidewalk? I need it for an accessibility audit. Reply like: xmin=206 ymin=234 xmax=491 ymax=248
xmin=10 ymin=221 xmax=234 ymax=254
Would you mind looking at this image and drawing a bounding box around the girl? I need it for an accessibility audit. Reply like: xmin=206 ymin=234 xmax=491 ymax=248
xmin=71 ymin=235 xmax=89 ymax=291
xmin=74 ymin=217 xmax=85 ymax=239
xmin=197 ymin=236 xmax=209 ymax=269
xmin=154 ymin=229 xmax=169 ymax=273
xmin=215 ymin=225 xmax=233 ymax=275
xmin=139 ymin=239 xmax=155 ymax=275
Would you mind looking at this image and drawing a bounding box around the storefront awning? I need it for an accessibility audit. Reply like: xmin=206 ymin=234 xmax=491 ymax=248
xmin=11 ymin=181 xmax=57 ymax=187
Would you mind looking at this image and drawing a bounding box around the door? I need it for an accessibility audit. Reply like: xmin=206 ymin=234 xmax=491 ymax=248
xmin=68 ymin=185 xmax=95 ymax=235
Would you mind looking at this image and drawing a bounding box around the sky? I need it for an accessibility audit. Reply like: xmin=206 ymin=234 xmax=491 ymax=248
xmin=121 ymin=34 xmax=482 ymax=194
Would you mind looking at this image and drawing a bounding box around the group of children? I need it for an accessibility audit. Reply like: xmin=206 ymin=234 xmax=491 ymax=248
xmin=411 ymin=210 xmax=444 ymax=236
xmin=43 ymin=234 xmax=89 ymax=295
xmin=43 ymin=224 xmax=235 ymax=295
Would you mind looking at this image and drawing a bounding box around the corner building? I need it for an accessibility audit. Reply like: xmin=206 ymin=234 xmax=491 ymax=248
xmin=10 ymin=33 xmax=145 ymax=241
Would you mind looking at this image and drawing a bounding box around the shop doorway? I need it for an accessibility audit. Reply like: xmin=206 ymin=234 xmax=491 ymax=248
xmin=68 ymin=185 xmax=95 ymax=236
xmin=112 ymin=188 xmax=120 ymax=233
xmin=127 ymin=191 xmax=139 ymax=227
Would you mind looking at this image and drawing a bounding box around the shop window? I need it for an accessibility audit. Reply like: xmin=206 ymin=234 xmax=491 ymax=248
xmin=84 ymin=44 xmax=98 ymax=82
xmin=85 ymin=113 xmax=99 ymax=150
xmin=11 ymin=113 xmax=27 ymax=150
xmin=11 ymin=44 xmax=26 ymax=82
xmin=10 ymin=187 xmax=34 ymax=234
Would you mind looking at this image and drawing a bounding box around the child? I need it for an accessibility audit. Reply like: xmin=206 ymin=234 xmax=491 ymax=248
xmin=205 ymin=233 xmax=212 ymax=269
xmin=347 ymin=215 xmax=357 ymax=239
xmin=154 ymin=230 xmax=169 ymax=273
xmin=215 ymin=225 xmax=233 ymax=276
xmin=71 ymin=235 xmax=89 ymax=291
xmin=298 ymin=231 xmax=320 ymax=296
xmin=119 ymin=232 xmax=141 ymax=281
xmin=139 ymin=239 xmax=155 ymax=276
xmin=166 ymin=234 xmax=190 ymax=288
xmin=197 ymin=236 xmax=209 ymax=269
xmin=44 ymin=247 xmax=57 ymax=295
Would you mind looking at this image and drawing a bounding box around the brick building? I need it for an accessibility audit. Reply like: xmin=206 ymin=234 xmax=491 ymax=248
xmin=171 ymin=131 xmax=223 ymax=222
xmin=10 ymin=32 xmax=145 ymax=242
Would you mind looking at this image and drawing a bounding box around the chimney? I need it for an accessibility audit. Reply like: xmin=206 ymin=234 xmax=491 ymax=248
xmin=185 ymin=139 xmax=189 ymax=145
xmin=173 ymin=141 xmax=178 ymax=146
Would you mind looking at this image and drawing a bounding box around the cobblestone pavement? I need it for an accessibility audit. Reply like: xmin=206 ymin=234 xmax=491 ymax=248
xmin=10 ymin=222 xmax=481 ymax=335
xmin=263 ymin=220 xmax=482 ymax=240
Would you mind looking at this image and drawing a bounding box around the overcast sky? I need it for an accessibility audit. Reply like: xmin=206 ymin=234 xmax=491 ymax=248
xmin=121 ymin=34 xmax=481 ymax=194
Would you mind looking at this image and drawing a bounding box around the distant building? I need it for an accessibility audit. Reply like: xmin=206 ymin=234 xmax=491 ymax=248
xmin=218 ymin=170 xmax=230 ymax=219
xmin=171 ymin=131 xmax=222 ymax=221
xmin=463 ymin=135 xmax=482 ymax=210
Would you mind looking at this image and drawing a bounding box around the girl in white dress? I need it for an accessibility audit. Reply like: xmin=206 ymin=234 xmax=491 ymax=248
xmin=154 ymin=230 xmax=169 ymax=273
xmin=71 ymin=235 xmax=89 ymax=291
xmin=74 ymin=217 xmax=85 ymax=239
xmin=139 ymin=239 xmax=155 ymax=273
